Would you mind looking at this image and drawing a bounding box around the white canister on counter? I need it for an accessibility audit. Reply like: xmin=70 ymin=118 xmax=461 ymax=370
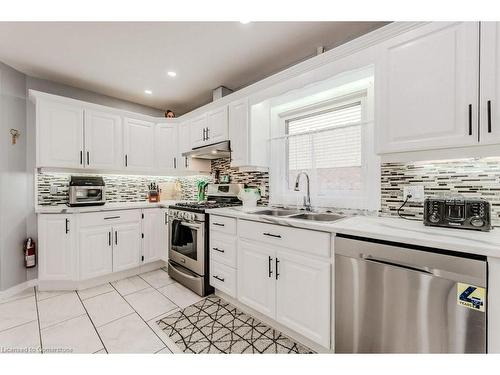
xmin=238 ymin=187 xmax=261 ymax=210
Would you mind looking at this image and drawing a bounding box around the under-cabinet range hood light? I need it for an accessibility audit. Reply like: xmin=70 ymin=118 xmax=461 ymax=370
xmin=182 ymin=140 xmax=231 ymax=160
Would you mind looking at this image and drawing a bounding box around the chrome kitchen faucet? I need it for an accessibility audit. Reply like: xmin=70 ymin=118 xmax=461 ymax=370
xmin=294 ymin=172 xmax=312 ymax=211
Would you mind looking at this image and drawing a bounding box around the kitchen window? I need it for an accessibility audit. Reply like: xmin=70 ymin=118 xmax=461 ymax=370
xmin=269 ymin=85 xmax=379 ymax=210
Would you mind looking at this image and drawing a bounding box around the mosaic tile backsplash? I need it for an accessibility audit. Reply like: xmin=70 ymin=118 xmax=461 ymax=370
xmin=211 ymin=158 xmax=269 ymax=205
xmin=37 ymin=173 xmax=212 ymax=205
xmin=37 ymin=158 xmax=269 ymax=206
xmin=381 ymin=158 xmax=500 ymax=226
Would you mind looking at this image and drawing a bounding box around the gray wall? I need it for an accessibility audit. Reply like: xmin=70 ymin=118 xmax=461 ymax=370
xmin=0 ymin=61 xmax=165 ymax=291
xmin=0 ymin=62 xmax=28 ymax=290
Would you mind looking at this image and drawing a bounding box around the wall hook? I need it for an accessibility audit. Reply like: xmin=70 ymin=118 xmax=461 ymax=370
xmin=10 ymin=129 xmax=20 ymax=145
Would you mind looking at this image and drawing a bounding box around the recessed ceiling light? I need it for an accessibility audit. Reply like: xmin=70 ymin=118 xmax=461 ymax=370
xmin=167 ymin=71 xmax=177 ymax=77
xmin=240 ymin=21 xmax=251 ymax=24
xmin=144 ymin=89 xmax=152 ymax=95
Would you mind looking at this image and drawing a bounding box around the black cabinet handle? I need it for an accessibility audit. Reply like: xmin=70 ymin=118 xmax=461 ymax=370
xmin=115 ymin=231 xmax=118 ymax=246
xmin=263 ymin=232 xmax=281 ymax=238
xmin=125 ymin=154 xmax=128 ymax=167
xmin=213 ymin=223 xmax=225 ymax=227
xmin=108 ymin=231 xmax=111 ymax=246
xmin=185 ymin=157 xmax=188 ymax=168
xmin=468 ymin=104 xmax=473 ymax=136
xmin=268 ymin=256 xmax=273 ymax=278
xmin=213 ymin=275 xmax=225 ymax=282
xmin=165 ymin=212 xmax=168 ymax=225
xmin=87 ymin=151 xmax=90 ymax=165
xmin=206 ymin=127 xmax=210 ymax=140
xmin=213 ymin=247 xmax=225 ymax=253
xmin=65 ymin=218 xmax=69 ymax=234
xmin=80 ymin=151 xmax=83 ymax=165
xmin=202 ymin=128 xmax=206 ymax=141
xmin=275 ymin=258 xmax=280 ymax=280
xmin=173 ymin=157 xmax=177 ymax=169
xmin=488 ymin=100 xmax=492 ymax=133
xmin=104 ymin=216 xmax=120 ymax=220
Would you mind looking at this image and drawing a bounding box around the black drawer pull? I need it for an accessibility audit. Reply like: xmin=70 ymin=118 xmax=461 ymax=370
xmin=488 ymin=100 xmax=492 ymax=133
xmin=213 ymin=223 xmax=225 ymax=227
xmin=87 ymin=151 xmax=90 ymax=165
xmin=213 ymin=275 xmax=225 ymax=282
xmin=468 ymin=104 xmax=473 ymax=136
xmin=263 ymin=232 xmax=281 ymax=238
xmin=213 ymin=247 xmax=225 ymax=253
xmin=108 ymin=231 xmax=111 ymax=246
xmin=80 ymin=151 xmax=83 ymax=165
xmin=115 ymin=231 xmax=118 ymax=245
xmin=65 ymin=218 xmax=69 ymax=234
xmin=104 ymin=216 xmax=120 ymax=220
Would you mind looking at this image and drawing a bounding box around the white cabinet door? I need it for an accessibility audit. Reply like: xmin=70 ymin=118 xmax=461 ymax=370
xmin=237 ymin=240 xmax=276 ymax=319
xmin=480 ymin=22 xmax=500 ymax=145
xmin=84 ymin=110 xmax=123 ymax=170
xmin=112 ymin=222 xmax=142 ymax=272
xmin=123 ymin=117 xmax=155 ymax=171
xmin=179 ymin=121 xmax=192 ymax=154
xmin=37 ymin=100 xmax=84 ymax=168
xmin=190 ymin=114 xmax=208 ymax=149
xmin=78 ymin=226 xmax=113 ymax=280
xmin=155 ymin=123 xmax=178 ymax=171
xmin=377 ymin=22 xmax=480 ymax=153
xmin=275 ymin=250 xmax=331 ymax=348
xmin=142 ymin=208 xmax=168 ymax=263
xmin=229 ymin=99 xmax=249 ymax=167
xmin=38 ymin=214 xmax=75 ymax=281
xmin=206 ymin=106 xmax=228 ymax=144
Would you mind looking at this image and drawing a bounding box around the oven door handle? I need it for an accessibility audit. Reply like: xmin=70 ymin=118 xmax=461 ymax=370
xmin=179 ymin=222 xmax=203 ymax=230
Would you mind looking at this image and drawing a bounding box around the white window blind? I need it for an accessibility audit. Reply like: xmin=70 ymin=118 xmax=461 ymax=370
xmin=286 ymin=101 xmax=363 ymax=193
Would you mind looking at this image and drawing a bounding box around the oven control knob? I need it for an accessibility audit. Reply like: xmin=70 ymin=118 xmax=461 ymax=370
xmin=470 ymin=217 xmax=485 ymax=227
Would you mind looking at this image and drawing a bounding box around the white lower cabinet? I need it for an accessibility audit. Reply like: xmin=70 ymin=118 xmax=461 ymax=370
xmin=38 ymin=209 xmax=168 ymax=285
xmin=112 ymin=222 xmax=142 ymax=272
xmin=142 ymin=208 xmax=168 ymax=263
xmin=237 ymin=240 xmax=276 ymax=318
xmin=38 ymin=214 xmax=76 ymax=281
xmin=275 ymin=249 xmax=331 ymax=348
xmin=78 ymin=225 xmax=113 ymax=280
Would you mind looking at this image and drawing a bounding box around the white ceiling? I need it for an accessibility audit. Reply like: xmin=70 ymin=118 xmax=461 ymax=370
xmin=0 ymin=22 xmax=387 ymax=114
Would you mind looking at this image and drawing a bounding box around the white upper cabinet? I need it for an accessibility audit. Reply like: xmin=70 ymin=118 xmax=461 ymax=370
xmin=190 ymin=106 xmax=229 ymax=149
xmin=480 ymin=22 xmax=500 ymax=145
xmin=37 ymin=100 xmax=84 ymax=168
xmin=123 ymin=117 xmax=155 ymax=171
xmin=377 ymin=22 xmax=480 ymax=153
xmin=228 ymin=99 xmax=249 ymax=168
xmin=190 ymin=114 xmax=208 ymax=149
xmin=84 ymin=110 xmax=123 ymax=170
xmin=155 ymin=123 xmax=178 ymax=171
xmin=206 ymin=106 xmax=228 ymax=144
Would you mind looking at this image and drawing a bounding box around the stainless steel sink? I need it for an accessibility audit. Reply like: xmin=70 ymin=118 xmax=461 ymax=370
xmin=251 ymin=209 xmax=302 ymax=217
xmin=288 ymin=213 xmax=345 ymax=222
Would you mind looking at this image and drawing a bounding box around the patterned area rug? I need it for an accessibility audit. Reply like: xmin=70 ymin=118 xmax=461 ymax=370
xmin=156 ymin=296 xmax=313 ymax=354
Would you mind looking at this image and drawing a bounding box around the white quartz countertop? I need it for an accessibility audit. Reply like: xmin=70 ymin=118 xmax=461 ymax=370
xmin=35 ymin=200 xmax=182 ymax=214
xmin=206 ymin=207 xmax=500 ymax=258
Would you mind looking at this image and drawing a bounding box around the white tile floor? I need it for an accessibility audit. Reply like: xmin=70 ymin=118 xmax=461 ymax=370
xmin=0 ymin=267 xmax=205 ymax=354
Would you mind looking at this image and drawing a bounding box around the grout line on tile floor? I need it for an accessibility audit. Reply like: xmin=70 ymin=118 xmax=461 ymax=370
xmin=36 ymin=290 xmax=71 ymax=302
xmin=33 ymin=287 xmax=44 ymax=353
xmin=115 ymin=285 xmax=150 ymax=297
xmin=109 ymin=282 xmax=171 ymax=349
xmin=75 ymin=288 xmax=108 ymax=354
xmin=95 ymin=311 xmax=136 ymax=329
xmin=40 ymin=312 xmax=88 ymax=331
xmin=77 ymin=288 xmax=115 ymax=301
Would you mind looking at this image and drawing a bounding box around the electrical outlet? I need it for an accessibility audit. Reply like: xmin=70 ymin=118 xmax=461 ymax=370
xmin=403 ymin=185 xmax=424 ymax=202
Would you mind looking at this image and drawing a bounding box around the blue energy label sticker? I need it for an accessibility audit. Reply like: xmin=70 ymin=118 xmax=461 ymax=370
xmin=457 ymin=283 xmax=486 ymax=312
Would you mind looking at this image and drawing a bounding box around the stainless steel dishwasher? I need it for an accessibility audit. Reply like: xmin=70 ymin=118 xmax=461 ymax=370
xmin=335 ymin=234 xmax=487 ymax=353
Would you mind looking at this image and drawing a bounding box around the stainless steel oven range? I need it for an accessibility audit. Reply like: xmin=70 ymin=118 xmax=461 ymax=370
xmin=167 ymin=183 xmax=243 ymax=296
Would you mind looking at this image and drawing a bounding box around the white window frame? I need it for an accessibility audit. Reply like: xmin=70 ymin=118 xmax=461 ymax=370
xmin=269 ymin=88 xmax=380 ymax=210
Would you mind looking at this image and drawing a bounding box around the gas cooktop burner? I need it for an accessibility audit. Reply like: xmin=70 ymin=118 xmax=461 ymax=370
xmin=173 ymin=201 xmax=241 ymax=210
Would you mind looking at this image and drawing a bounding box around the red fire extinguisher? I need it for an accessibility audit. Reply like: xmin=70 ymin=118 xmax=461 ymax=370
xmin=24 ymin=237 xmax=36 ymax=268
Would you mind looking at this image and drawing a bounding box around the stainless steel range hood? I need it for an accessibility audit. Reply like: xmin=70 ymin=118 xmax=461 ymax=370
xmin=182 ymin=140 xmax=231 ymax=160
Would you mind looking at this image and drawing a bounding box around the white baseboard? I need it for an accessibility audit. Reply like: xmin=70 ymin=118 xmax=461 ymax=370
xmin=0 ymin=279 xmax=38 ymax=302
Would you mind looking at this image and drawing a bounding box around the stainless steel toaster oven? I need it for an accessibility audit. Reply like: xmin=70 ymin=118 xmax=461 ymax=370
xmin=68 ymin=176 xmax=106 ymax=207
